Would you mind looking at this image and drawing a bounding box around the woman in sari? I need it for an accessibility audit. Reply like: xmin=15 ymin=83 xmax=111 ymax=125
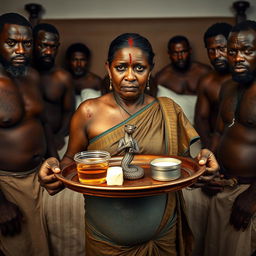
xmin=39 ymin=33 xmax=218 ymax=256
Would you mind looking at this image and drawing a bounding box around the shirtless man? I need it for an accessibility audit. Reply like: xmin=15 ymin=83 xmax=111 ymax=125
xmin=213 ymin=20 xmax=256 ymax=227
xmin=194 ymin=23 xmax=232 ymax=148
xmin=33 ymin=23 xmax=75 ymax=155
xmin=154 ymin=35 xmax=211 ymax=95
xmin=184 ymin=20 xmax=256 ymax=256
xmin=66 ymin=42 xmax=103 ymax=95
xmin=0 ymin=13 xmax=49 ymax=256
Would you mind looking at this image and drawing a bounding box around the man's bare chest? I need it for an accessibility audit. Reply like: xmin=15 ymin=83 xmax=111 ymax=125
xmin=222 ymin=85 xmax=256 ymax=128
xmin=40 ymin=75 xmax=65 ymax=101
xmin=0 ymin=81 xmax=43 ymax=127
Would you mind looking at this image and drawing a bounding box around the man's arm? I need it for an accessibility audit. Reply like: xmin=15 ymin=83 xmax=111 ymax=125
xmin=30 ymin=68 xmax=60 ymax=159
xmin=54 ymin=71 xmax=75 ymax=150
xmin=194 ymin=77 xmax=212 ymax=148
xmin=43 ymin=119 xmax=59 ymax=159
xmin=38 ymin=101 xmax=90 ymax=195
xmin=210 ymin=86 xmax=226 ymax=153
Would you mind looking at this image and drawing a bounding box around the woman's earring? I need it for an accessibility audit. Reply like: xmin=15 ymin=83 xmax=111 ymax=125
xmin=109 ymin=78 xmax=112 ymax=91
xmin=146 ymin=77 xmax=150 ymax=91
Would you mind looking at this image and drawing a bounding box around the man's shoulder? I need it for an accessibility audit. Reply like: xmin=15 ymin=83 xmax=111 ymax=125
xmin=85 ymin=72 xmax=102 ymax=84
xmin=154 ymin=64 xmax=174 ymax=84
xmin=155 ymin=64 xmax=172 ymax=76
xmin=88 ymin=72 xmax=102 ymax=81
xmin=198 ymin=70 xmax=217 ymax=86
xmin=222 ymin=78 xmax=236 ymax=88
xmin=0 ymin=74 xmax=13 ymax=88
xmin=219 ymin=79 xmax=237 ymax=97
xmin=200 ymin=70 xmax=231 ymax=84
xmin=51 ymin=67 xmax=72 ymax=86
xmin=76 ymin=72 xmax=103 ymax=91
xmin=52 ymin=67 xmax=70 ymax=77
xmin=192 ymin=61 xmax=211 ymax=71
xmin=26 ymin=67 xmax=40 ymax=81
xmin=0 ymin=64 xmax=9 ymax=80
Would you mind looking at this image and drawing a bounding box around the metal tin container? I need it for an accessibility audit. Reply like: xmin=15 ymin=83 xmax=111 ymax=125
xmin=150 ymin=158 xmax=181 ymax=181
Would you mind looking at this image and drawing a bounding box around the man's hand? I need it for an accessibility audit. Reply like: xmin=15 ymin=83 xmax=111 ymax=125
xmin=0 ymin=199 xmax=23 ymax=236
xmin=230 ymin=184 xmax=256 ymax=231
xmin=38 ymin=157 xmax=64 ymax=195
xmin=195 ymin=174 xmax=238 ymax=196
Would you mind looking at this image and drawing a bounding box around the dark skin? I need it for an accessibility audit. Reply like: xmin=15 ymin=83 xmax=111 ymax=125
xmin=38 ymin=46 xmax=218 ymax=196
xmin=39 ymin=46 xmax=155 ymax=194
xmin=68 ymin=51 xmax=103 ymax=95
xmin=211 ymin=29 xmax=256 ymax=230
xmin=0 ymin=24 xmax=52 ymax=236
xmin=38 ymin=45 xmax=218 ymax=247
xmin=154 ymin=40 xmax=211 ymax=95
xmin=34 ymin=30 xmax=75 ymax=153
xmin=194 ymin=34 xmax=231 ymax=148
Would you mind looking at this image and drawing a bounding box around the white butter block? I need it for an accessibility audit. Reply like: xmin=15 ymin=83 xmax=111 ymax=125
xmin=106 ymin=167 xmax=123 ymax=185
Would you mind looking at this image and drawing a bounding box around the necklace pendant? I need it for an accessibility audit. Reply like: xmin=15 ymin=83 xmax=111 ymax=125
xmin=228 ymin=118 xmax=235 ymax=128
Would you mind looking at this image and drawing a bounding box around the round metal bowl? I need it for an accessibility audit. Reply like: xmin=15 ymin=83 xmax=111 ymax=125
xmin=150 ymin=158 xmax=181 ymax=181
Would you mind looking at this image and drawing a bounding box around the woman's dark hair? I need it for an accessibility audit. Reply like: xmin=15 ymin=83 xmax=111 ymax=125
xmin=107 ymin=33 xmax=155 ymax=69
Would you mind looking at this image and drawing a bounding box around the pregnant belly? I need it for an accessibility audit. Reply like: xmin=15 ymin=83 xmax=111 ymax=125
xmin=85 ymin=194 xmax=169 ymax=245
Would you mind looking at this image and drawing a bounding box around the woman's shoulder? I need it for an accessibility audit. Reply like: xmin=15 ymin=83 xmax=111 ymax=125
xmin=157 ymin=96 xmax=183 ymax=112
xmin=144 ymin=94 xmax=156 ymax=104
xmin=78 ymin=93 xmax=113 ymax=113
xmin=157 ymin=96 xmax=176 ymax=105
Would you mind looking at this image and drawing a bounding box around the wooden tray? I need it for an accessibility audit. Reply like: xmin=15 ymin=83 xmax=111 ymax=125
xmin=56 ymin=154 xmax=205 ymax=198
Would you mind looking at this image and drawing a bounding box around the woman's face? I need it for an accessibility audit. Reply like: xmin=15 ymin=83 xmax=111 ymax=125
xmin=106 ymin=47 xmax=151 ymax=100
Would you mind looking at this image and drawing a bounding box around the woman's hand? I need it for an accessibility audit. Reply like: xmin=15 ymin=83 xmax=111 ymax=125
xmin=196 ymin=148 xmax=219 ymax=173
xmin=38 ymin=157 xmax=64 ymax=195
xmin=193 ymin=149 xmax=224 ymax=196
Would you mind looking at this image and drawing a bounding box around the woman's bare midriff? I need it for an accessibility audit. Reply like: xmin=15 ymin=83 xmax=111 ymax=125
xmin=85 ymin=193 xmax=168 ymax=245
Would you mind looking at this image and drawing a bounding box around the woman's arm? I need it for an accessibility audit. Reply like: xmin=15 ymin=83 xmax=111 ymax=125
xmin=38 ymin=103 xmax=90 ymax=195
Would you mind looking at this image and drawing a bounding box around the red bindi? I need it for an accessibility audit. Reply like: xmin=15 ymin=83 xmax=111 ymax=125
xmin=128 ymin=38 xmax=134 ymax=64
xmin=129 ymin=53 xmax=132 ymax=64
xmin=128 ymin=38 xmax=134 ymax=47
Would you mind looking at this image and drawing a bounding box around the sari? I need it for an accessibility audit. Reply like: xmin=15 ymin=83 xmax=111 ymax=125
xmin=85 ymin=97 xmax=199 ymax=256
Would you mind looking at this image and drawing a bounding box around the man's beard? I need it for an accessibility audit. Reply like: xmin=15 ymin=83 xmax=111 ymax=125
xmin=35 ymin=56 xmax=55 ymax=71
xmin=232 ymin=71 xmax=255 ymax=84
xmin=71 ymin=67 xmax=87 ymax=78
xmin=212 ymin=59 xmax=229 ymax=74
xmin=0 ymin=55 xmax=29 ymax=77
xmin=172 ymin=58 xmax=190 ymax=72
xmin=5 ymin=65 xmax=28 ymax=77
xmin=231 ymin=65 xmax=256 ymax=84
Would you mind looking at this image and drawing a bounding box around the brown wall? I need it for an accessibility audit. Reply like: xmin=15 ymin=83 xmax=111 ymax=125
xmin=45 ymin=17 xmax=234 ymax=78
